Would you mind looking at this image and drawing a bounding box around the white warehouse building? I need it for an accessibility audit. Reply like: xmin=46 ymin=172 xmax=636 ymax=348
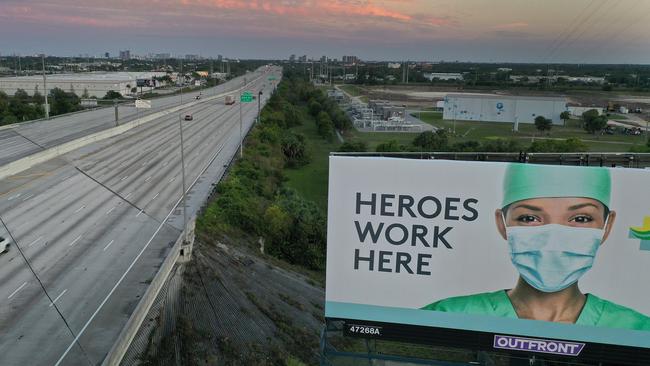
xmin=443 ymin=94 xmax=568 ymax=124
xmin=0 ymin=72 xmax=167 ymax=99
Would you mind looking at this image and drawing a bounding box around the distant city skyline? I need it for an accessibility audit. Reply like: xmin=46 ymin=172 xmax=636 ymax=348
xmin=1 ymin=0 xmax=649 ymax=64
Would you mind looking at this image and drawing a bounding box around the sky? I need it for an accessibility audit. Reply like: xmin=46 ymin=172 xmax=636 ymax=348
xmin=1 ymin=0 xmax=649 ymax=63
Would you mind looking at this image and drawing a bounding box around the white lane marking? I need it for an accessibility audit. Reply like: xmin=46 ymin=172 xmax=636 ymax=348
xmin=61 ymin=194 xmax=70 ymax=201
xmin=48 ymin=289 xmax=68 ymax=307
xmin=162 ymin=161 xmax=168 ymax=167
xmin=125 ymin=192 xmax=132 ymax=199
xmin=28 ymin=236 xmax=43 ymax=247
xmin=135 ymin=209 xmax=143 ymax=217
xmin=103 ymin=240 xmax=115 ymax=251
xmin=106 ymin=206 xmax=116 ymax=215
xmin=60 ymin=175 xmax=73 ymax=182
xmin=68 ymin=235 xmax=82 ymax=247
xmin=74 ymin=205 xmax=85 ymax=213
xmin=8 ymin=282 xmax=27 ymax=299
xmin=144 ymin=176 xmax=151 ymax=183
xmin=169 ymin=177 xmax=175 ymax=183
xmin=141 ymin=161 xmax=148 ymax=166
xmin=22 ymin=194 xmax=34 ymax=202
xmin=7 ymin=193 xmax=21 ymax=201
xmin=151 ymin=193 xmax=159 ymax=201
xmin=54 ymin=108 xmax=233 ymax=366
xmin=120 ymin=175 xmax=129 ymax=181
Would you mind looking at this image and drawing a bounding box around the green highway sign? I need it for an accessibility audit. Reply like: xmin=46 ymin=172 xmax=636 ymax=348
xmin=240 ymin=91 xmax=253 ymax=103
xmin=268 ymin=76 xmax=276 ymax=81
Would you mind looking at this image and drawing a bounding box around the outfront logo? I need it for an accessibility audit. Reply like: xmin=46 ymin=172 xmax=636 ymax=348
xmin=493 ymin=335 xmax=584 ymax=356
xmin=629 ymin=216 xmax=650 ymax=251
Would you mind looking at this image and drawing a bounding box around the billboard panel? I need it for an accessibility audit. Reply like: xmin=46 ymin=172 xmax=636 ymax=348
xmin=326 ymin=156 xmax=650 ymax=364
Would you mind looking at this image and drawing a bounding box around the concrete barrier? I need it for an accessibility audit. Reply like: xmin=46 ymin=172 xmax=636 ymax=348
xmin=100 ymin=220 xmax=189 ymax=366
xmin=0 ymin=79 xmax=259 ymax=181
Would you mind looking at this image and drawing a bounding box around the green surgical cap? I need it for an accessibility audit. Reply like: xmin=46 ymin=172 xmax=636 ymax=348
xmin=502 ymin=164 xmax=611 ymax=208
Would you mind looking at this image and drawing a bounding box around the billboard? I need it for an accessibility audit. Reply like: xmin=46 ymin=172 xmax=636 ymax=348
xmin=326 ymin=156 xmax=650 ymax=364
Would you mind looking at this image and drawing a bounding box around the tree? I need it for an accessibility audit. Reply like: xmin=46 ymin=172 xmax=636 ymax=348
xmin=308 ymin=99 xmax=321 ymax=116
xmin=32 ymin=91 xmax=44 ymax=105
xmin=104 ymin=90 xmax=123 ymax=100
xmin=584 ymin=115 xmax=608 ymax=135
xmin=316 ymin=111 xmax=334 ymax=140
xmin=281 ymin=133 xmax=308 ymax=166
xmin=49 ymin=88 xmax=80 ymax=116
xmin=338 ymin=141 xmax=367 ymax=152
xmin=534 ymin=116 xmax=553 ymax=134
xmin=376 ymin=140 xmax=405 ymax=152
xmin=412 ymin=130 xmax=448 ymax=151
xmin=560 ymin=111 xmax=571 ymax=126
xmin=582 ymin=109 xmax=607 ymax=135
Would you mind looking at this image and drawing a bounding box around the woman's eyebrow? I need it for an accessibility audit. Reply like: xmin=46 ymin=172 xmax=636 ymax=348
xmin=568 ymin=203 xmax=599 ymax=210
xmin=511 ymin=204 xmax=542 ymax=211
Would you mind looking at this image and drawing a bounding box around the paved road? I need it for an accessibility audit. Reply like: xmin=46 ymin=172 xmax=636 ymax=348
xmin=0 ymin=71 xmax=264 ymax=167
xmin=0 ymin=66 xmax=281 ymax=365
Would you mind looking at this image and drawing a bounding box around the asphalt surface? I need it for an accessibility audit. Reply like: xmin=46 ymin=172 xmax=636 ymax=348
xmin=0 ymin=73 xmax=260 ymax=166
xmin=0 ymin=66 xmax=281 ymax=365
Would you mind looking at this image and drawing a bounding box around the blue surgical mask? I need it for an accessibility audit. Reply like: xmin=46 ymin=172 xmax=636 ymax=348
xmin=505 ymin=223 xmax=605 ymax=293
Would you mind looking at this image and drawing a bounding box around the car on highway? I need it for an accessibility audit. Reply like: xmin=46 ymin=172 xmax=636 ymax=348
xmin=184 ymin=114 xmax=193 ymax=121
xmin=0 ymin=237 xmax=9 ymax=254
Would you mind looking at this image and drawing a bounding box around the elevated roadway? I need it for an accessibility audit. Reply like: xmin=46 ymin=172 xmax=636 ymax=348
xmin=0 ymin=66 xmax=281 ymax=365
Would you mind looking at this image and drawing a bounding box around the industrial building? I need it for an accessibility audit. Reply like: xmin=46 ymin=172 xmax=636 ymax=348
xmin=0 ymin=71 xmax=166 ymax=98
xmin=443 ymin=94 xmax=567 ymax=124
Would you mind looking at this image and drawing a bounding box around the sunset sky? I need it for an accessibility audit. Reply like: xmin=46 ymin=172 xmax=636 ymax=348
xmin=1 ymin=0 xmax=649 ymax=63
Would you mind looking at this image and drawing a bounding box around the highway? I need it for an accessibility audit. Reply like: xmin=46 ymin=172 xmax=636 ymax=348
xmin=0 ymin=66 xmax=281 ymax=365
xmin=0 ymin=72 xmax=260 ymax=167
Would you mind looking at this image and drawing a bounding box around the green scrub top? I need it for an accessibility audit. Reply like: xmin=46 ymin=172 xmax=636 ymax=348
xmin=422 ymin=290 xmax=650 ymax=331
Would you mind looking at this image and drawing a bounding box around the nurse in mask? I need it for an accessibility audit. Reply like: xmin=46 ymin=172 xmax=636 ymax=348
xmin=422 ymin=163 xmax=650 ymax=330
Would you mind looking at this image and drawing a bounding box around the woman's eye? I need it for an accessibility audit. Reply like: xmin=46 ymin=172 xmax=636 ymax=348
xmin=516 ymin=215 xmax=539 ymax=223
xmin=571 ymin=215 xmax=593 ymax=223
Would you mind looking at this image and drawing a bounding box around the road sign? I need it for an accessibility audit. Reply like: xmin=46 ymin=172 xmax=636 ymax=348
xmin=268 ymin=76 xmax=276 ymax=81
xmin=240 ymin=91 xmax=253 ymax=103
xmin=135 ymin=99 xmax=152 ymax=109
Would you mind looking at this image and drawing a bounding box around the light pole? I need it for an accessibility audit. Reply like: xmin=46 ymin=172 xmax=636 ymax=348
xmin=178 ymin=114 xmax=188 ymax=241
xmin=257 ymin=90 xmax=263 ymax=124
xmin=42 ymin=54 xmax=49 ymax=119
xmin=179 ymin=59 xmax=183 ymax=105
xmin=239 ymin=92 xmax=243 ymax=158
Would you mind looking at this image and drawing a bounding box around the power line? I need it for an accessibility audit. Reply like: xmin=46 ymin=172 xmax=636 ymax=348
xmin=0 ymin=215 xmax=94 ymax=366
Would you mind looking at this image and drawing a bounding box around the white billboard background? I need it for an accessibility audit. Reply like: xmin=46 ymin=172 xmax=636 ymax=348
xmin=326 ymin=156 xmax=650 ymax=316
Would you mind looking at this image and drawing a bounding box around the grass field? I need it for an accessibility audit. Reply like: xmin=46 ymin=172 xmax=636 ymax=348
xmin=283 ymin=110 xmax=339 ymax=211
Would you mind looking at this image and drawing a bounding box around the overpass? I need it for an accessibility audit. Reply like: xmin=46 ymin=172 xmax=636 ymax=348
xmin=0 ymin=66 xmax=281 ymax=365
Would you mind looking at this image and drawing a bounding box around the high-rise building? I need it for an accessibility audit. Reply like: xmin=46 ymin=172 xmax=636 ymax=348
xmin=299 ymin=55 xmax=307 ymax=62
xmin=342 ymin=55 xmax=359 ymax=65
xmin=289 ymin=54 xmax=296 ymax=62
xmin=104 ymin=52 xmax=110 ymax=58
xmin=185 ymin=54 xmax=199 ymax=60
xmin=119 ymin=50 xmax=130 ymax=60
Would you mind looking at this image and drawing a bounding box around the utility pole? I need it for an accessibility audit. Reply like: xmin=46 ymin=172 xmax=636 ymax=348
xmin=42 ymin=54 xmax=49 ymax=119
xmin=177 ymin=114 xmax=188 ymax=243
